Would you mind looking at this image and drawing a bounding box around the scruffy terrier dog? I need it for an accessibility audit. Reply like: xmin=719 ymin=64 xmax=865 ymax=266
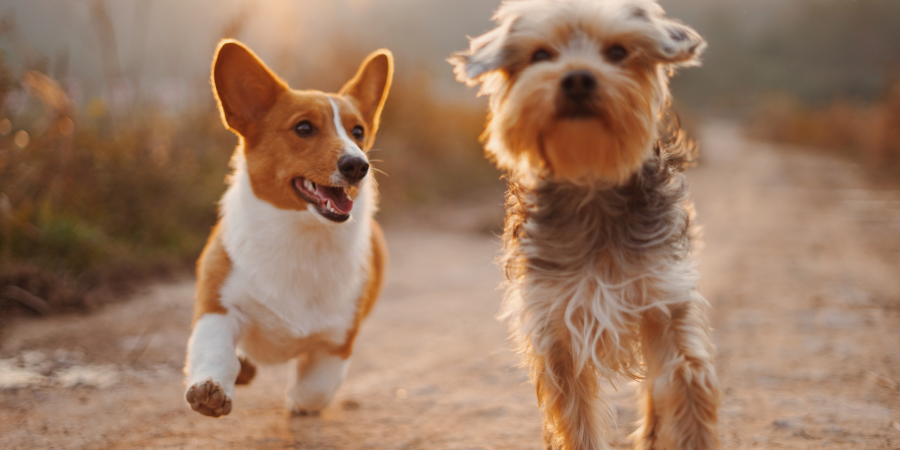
xmin=450 ymin=0 xmax=719 ymax=449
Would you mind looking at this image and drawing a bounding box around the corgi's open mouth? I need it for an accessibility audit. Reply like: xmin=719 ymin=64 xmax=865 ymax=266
xmin=292 ymin=177 xmax=353 ymax=223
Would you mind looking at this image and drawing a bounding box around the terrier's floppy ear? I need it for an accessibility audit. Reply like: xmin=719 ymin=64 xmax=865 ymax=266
xmin=339 ymin=49 xmax=394 ymax=143
xmin=648 ymin=18 xmax=706 ymax=66
xmin=448 ymin=20 xmax=513 ymax=86
xmin=212 ymin=39 xmax=288 ymax=139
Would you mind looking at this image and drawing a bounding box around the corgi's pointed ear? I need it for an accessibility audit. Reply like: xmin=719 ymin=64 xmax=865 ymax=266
xmin=339 ymin=49 xmax=394 ymax=140
xmin=212 ymin=39 xmax=287 ymax=138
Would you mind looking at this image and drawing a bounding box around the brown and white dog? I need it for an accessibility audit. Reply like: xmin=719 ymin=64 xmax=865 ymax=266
xmin=184 ymin=40 xmax=392 ymax=418
xmin=450 ymin=1 xmax=719 ymax=449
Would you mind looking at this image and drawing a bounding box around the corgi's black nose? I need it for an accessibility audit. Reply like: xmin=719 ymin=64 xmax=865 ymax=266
xmin=561 ymin=71 xmax=596 ymax=100
xmin=338 ymin=155 xmax=369 ymax=183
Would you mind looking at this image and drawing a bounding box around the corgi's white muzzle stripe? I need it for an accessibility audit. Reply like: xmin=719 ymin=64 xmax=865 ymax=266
xmin=328 ymin=98 xmax=368 ymax=186
xmin=329 ymin=98 xmax=368 ymax=161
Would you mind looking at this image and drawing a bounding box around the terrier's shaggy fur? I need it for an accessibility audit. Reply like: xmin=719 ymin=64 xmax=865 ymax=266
xmin=450 ymin=1 xmax=720 ymax=449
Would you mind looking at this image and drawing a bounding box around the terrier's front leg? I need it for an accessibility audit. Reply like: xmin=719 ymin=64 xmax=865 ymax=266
xmin=634 ymin=298 xmax=720 ymax=450
xmin=287 ymin=349 xmax=351 ymax=415
xmin=185 ymin=312 xmax=242 ymax=417
xmin=529 ymin=333 xmax=612 ymax=450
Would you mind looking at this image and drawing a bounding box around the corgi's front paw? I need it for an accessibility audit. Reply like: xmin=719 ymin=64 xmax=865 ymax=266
xmin=287 ymin=393 xmax=328 ymax=417
xmin=186 ymin=378 xmax=233 ymax=417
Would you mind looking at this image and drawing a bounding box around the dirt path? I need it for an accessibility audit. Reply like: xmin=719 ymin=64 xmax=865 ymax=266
xmin=1 ymin=122 xmax=899 ymax=449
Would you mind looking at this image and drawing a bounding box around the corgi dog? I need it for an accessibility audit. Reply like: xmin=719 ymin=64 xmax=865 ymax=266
xmin=184 ymin=39 xmax=393 ymax=418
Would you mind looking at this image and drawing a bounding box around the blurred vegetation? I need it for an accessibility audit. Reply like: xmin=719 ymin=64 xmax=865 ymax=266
xmin=669 ymin=0 xmax=900 ymax=183
xmin=747 ymin=83 xmax=900 ymax=182
xmin=0 ymin=59 xmax=236 ymax=316
xmin=671 ymin=0 xmax=900 ymax=108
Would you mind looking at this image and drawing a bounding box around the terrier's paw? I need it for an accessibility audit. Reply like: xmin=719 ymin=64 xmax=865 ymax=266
xmin=186 ymin=379 xmax=233 ymax=417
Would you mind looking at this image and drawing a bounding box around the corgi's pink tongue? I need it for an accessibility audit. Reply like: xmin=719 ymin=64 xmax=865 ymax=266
xmin=316 ymin=185 xmax=353 ymax=215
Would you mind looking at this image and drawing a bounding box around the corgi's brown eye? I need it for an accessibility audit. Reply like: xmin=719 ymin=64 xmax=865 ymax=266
xmin=605 ymin=45 xmax=628 ymax=63
xmin=351 ymin=125 xmax=364 ymax=141
xmin=295 ymin=120 xmax=316 ymax=137
xmin=531 ymin=49 xmax=553 ymax=64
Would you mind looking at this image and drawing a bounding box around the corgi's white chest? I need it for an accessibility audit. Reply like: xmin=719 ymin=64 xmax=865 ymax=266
xmin=217 ymin=155 xmax=374 ymax=341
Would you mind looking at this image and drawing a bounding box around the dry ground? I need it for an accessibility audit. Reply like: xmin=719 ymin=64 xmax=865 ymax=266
xmin=1 ymin=122 xmax=899 ymax=449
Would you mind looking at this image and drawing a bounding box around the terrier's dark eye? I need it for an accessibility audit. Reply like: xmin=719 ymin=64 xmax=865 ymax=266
xmin=605 ymin=45 xmax=629 ymax=63
xmin=531 ymin=49 xmax=553 ymax=63
xmin=352 ymin=125 xmax=365 ymax=141
xmin=295 ymin=120 xmax=316 ymax=137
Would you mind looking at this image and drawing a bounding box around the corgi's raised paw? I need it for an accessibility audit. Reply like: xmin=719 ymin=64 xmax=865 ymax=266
xmin=186 ymin=379 xmax=233 ymax=417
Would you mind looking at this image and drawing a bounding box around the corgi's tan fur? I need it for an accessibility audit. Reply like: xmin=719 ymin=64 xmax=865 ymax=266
xmin=184 ymin=39 xmax=393 ymax=418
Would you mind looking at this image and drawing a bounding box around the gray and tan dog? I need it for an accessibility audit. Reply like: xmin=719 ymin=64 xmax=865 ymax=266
xmin=450 ymin=1 xmax=719 ymax=449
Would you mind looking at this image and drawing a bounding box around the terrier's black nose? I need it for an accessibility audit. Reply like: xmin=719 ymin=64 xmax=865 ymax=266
xmin=338 ymin=155 xmax=369 ymax=183
xmin=561 ymin=71 xmax=597 ymax=100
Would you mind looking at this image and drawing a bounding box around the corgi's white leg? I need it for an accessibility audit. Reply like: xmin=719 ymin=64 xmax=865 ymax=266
xmin=185 ymin=312 xmax=242 ymax=417
xmin=287 ymin=350 xmax=351 ymax=415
